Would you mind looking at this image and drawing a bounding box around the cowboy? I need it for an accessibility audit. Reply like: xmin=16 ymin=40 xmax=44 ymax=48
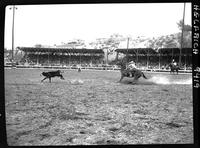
xmin=127 ymin=61 xmax=137 ymax=77
xmin=172 ymin=59 xmax=177 ymax=66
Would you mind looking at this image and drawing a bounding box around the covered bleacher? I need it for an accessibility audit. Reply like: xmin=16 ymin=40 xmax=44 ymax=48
xmin=7 ymin=47 xmax=192 ymax=72
xmin=157 ymin=48 xmax=192 ymax=69
xmin=116 ymin=48 xmax=192 ymax=72
xmin=17 ymin=47 xmax=106 ymax=69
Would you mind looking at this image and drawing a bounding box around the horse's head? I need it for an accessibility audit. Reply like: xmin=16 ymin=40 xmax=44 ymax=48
xmin=168 ymin=63 xmax=172 ymax=68
xmin=169 ymin=63 xmax=179 ymax=69
xmin=116 ymin=61 xmax=126 ymax=70
xmin=116 ymin=61 xmax=122 ymax=66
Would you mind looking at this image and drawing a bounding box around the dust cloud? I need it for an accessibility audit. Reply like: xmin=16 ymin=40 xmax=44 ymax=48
xmin=146 ymin=76 xmax=192 ymax=85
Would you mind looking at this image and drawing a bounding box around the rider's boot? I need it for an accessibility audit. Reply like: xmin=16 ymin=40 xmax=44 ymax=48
xmin=129 ymin=72 xmax=132 ymax=77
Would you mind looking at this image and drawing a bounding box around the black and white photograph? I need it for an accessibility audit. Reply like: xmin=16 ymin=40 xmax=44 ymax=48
xmin=3 ymin=2 xmax=195 ymax=146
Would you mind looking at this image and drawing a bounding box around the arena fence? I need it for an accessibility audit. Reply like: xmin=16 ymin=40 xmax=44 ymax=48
xmin=4 ymin=64 xmax=192 ymax=73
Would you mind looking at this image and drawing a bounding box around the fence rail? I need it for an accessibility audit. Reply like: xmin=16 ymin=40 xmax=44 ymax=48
xmin=4 ymin=64 xmax=192 ymax=73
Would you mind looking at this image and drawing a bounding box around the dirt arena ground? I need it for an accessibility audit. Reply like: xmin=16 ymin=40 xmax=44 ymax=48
xmin=4 ymin=68 xmax=193 ymax=145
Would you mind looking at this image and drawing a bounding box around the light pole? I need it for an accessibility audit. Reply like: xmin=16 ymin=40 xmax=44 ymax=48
xmin=10 ymin=5 xmax=17 ymax=67
xmin=179 ymin=3 xmax=186 ymax=66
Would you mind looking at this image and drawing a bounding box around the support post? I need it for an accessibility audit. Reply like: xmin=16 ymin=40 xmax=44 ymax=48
xmin=48 ymin=52 xmax=49 ymax=66
xmin=69 ymin=50 xmax=71 ymax=68
xmin=146 ymin=49 xmax=149 ymax=69
xmin=159 ymin=53 xmax=161 ymax=70
xmin=37 ymin=53 xmax=39 ymax=65
xmin=79 ymin=53 xmax=81 ymax=65
xmin=106 ymin=48 xmax=108 ymax=70
xmin=115 ymin=51 xmax=119 ymax=61
xmin=91 ymin=54 xmax=92 ymax=66
xmin=126 ymin=37 xmax=130 ymax=67
xmin=184 ymin=54 xmax=186 ymax=71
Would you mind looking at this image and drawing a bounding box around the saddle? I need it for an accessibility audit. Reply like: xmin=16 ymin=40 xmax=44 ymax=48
xmin=123 ymin=68 xmax=137 ymax=77
xmin=126 ymin=67 xmax=137 ymax=72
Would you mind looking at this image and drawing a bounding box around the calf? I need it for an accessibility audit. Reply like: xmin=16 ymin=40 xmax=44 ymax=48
xmin=41 ymin=70 xmax=64 ymax=83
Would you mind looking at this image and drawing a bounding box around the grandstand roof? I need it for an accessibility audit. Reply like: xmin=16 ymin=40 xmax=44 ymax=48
xmin=157 ymin=48 xmax=192 ymax=55
xmin=18 ymin=47 xmax=104 ymax=54
xmin=115 ymin=48 xmax=157 ymax=55
xmin=116 ymin=48 xmax=192 ymax=55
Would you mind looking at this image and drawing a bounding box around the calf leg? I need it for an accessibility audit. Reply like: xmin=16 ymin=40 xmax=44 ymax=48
xmin=49 ymin=77 xmax=51 ymax=83
xmin=41 ymin=77 xmax=48 ymax=82
xmin=60 ymin=75 xmax=64 ymax=80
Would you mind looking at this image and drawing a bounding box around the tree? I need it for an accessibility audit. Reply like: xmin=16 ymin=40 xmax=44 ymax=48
xmin=177 ymin=20 xmax=192 ymax=32
xmin=146 ymin=19 xmax=192 ymax=49
xmin=89 ymin=34 xmax=127 ymax=63
xmin=89 ymin=34 xmax=125 ymax=52
xmin=67 ymin=39 xmax=86 ymax=48
xmin=175 ymin=20 xmax=192 ymax=49
xmin=35 ymin=44 xmax=42 ymax=48
xmin=146 ymin=35 xmax=178 ymax=49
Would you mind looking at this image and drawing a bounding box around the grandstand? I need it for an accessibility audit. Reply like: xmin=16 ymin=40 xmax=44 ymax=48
xmin=17 ymin=47 xmax=104 ymax=68
xmin=6 ymin=47 xmax=192 ymax=72
xmin=115 ymin=48 xmax=192 ymax=71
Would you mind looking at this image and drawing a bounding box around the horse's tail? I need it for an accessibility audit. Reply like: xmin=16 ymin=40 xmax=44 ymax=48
xmin=142 ymin=72 xmax=147 ymax=79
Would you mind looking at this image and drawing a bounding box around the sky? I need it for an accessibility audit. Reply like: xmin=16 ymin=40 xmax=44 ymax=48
xmin=4 ymin=3 xmax=192 ymax=49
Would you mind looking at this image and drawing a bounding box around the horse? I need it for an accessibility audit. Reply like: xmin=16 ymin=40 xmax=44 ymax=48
xmin=116 ymin=61 xmax=147 ymax=84
xmin=168 ymin=63 xmax=180 ymax=74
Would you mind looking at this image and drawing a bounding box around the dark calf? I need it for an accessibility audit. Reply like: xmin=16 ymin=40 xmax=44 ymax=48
xmin=41 ymin=70 xmax=64 ymax=83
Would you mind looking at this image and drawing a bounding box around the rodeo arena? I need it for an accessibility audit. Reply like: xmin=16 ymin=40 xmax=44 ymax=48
xmin=4 ymin=44 xmax=194 ymax=145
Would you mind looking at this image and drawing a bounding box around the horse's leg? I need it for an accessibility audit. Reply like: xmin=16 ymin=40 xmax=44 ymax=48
xmin=132 ymin=77 xmax=138 ymax=84
xmin=41 ymin=77 xmax=47 ymax=82
xmin=132 ymin=73 xmax=140 ymax=84
xmin=49 ymin=77 xmax=51 ymax=83
xmin=119 ymin=75 xmax=124 ymax=82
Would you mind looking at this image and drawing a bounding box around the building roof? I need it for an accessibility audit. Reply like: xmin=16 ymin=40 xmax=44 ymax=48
xmin=115 ymin=48 xmax=157 ymax=55
xmin=116 ymin=48 xmax=192 ymax=55
xmin=157 ymin=48 xmax=192 ymax=55
xmin=18 ymin=47 xmax=104 ymax=54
